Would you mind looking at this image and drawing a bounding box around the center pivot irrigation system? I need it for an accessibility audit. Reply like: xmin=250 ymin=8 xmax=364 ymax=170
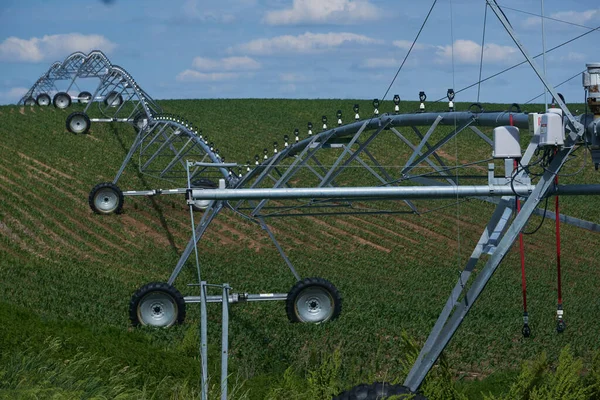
xmin=19 ymin=1 xmax=600 ymax=398
xmin=18 ymin=50 xmax=161 ymax=134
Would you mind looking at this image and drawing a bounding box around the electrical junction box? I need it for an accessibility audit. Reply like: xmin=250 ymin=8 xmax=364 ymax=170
xmin=528 ymin=113 xmax=541 ymax=136
xmin=493 ymin=126 xmax=521 ymax=159
xmin=539 ymin=108 xmax=564 ymax=147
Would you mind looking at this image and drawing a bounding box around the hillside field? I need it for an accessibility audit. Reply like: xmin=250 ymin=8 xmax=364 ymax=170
xmin=1 ymin=99 xmax=599 ymax=399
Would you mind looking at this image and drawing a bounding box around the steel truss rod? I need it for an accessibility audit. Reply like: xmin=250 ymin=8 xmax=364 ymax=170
xmin=404 ymin=143 xmax=580 ymax=391
xmin=486 ymin=0 xmax=583 ymax=138
xmin=168 ymin=201 xmax=225 ymax=285
xmin=401 ymin=119 xmax=474 ymax=176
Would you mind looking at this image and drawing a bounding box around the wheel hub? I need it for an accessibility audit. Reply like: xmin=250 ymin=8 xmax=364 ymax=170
xmin=96 ymin=190 xmax=117 ymax=211
xmin=307 ymin=298 xmax=321 ymax=313
xmin=151 ymin=303 xmax=164 ymax=318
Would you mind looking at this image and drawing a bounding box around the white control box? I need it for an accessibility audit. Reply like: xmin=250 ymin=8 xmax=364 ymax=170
xmin=493 ymin=126 xmax=521 ymax=159
xmin=539 ymin=108 xmax=564 ymax=147
xmin=528 ymin=113 xmax=541 ymax=136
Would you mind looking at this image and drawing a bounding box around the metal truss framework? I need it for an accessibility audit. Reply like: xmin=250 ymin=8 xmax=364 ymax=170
xmin=74 ymin=0 xmax=600 ymax=396
xmin=113 ymin=115 xmax=230 ymax=187
xmin=18 ymin=50 xmax=162 ymax=129
xmin=19 ymin=50 xmax=113 ymax=105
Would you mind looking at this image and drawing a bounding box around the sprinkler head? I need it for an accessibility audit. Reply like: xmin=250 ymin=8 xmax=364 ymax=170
xmin=353 ymin=103 xmax=359 ymax=113
xmin=419 ymin=91 xmax=427 ymax=102
xmin=447 ymin=89 xmax=455 ymax=102
xmin=372 ymin=98 xmax=380 ymax=109
xmin=393 ymin=94 xmax=400 ymax=105
xmin=337 ymin=110 xmax=343 ymax=126
xmin=522 ymin=324 xmax=531 ymax=338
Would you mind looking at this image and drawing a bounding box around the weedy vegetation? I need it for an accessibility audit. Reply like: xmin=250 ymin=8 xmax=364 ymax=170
xmin=0 ymin=98 xmax=599 ymax=399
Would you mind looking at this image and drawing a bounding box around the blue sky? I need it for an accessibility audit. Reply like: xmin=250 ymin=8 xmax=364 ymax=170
xmin=0 ymin=0 xmax=598 ymax=106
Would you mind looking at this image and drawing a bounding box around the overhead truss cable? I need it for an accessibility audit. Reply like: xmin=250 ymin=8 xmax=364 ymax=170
xmin=431 ymin=24 xmax=600 ymax=103
xmin=380 ymin=0 xmax=438 ymax=103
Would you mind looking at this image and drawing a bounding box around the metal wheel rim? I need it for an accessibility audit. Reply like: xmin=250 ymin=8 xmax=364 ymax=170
xmin=136 ymin=118 xmax=148 ymax=130
xmin=69 ymin=115 xmax=88 ymax=134
xmin=80 ymin=95 xmax=91 ymax=104
xmin=38 ymin=96 xmax=50 ymax=106
xmin=137 ymin=291 xmax=177 ymax=327
xmin=56 ymin=95 xmax=70 ymax=109
xmin=107 ymin=95 xmax=121 ymax=107
xmin=94 ymin=188 xmax=118 ymax=213
xmin=24 ymin=98 xmax=35 ymax=106
xmin=294 ymin=287 xmax=334 ymax=323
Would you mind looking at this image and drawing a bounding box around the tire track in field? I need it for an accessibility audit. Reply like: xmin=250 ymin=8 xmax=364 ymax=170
xmin=23 ymin=168 xmax=145 ymax=251
xmin=336 ymin=216 xmax=417 ymax=252
xmin=0 ymin=182 xmax=109 ymax=257
xmin=389 ymin=215 xmax=456 ymax=247
xmin=347 ymin=215 xmax=420 ymax=245
xmin=0 ymin=172 xmax=119 ymax=256
xmin=0 ymin=218 xmax=49 ymax=259
xmin=0 ymin=239 xmax=25 ymax=261
xmin=4 ymin=211 xmax=98 ymax=263
xmin=307 ymin=217 xmax=391 ymax=253
xmin=4 ymin=162 xmax=145 ymax=252
xmin=9 ymin=147 xmax=79 ymax=182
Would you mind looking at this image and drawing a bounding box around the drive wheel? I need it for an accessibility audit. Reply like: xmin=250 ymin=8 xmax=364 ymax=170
xmin=24 ymin=96 xmax=35 ymax=106
xmin=104 ymin=91 xmax=123 ymax=107
xmin=286 ymin=277 xmax=341 ymax=323
xmin=133 ymin=111 xmax=149 ymax=131
xmin=333 ymin=382 xmax=427 ymax=400
xmin=78 ymin=91 xmax=92 ymax=103
xmin=36 ymin=93 xmax=51 ymax=106
xmin=89 ymin=182 xmax=124 ymax=214
xmin=53 ymin=92 xmax=72 ymax=109
xmin=66 ymin=112 xmax=91 ymax=134
xmin=129 ymin=282 xmax=186 ymax=327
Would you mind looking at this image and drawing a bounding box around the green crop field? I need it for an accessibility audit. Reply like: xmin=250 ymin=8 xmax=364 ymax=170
xmin=1 ymin=99 xmax=599 ymax=399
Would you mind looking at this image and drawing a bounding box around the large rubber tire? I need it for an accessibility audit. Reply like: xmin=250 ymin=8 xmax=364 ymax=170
xmin=53 ymin=92 xmax=72 ymax=109
xmin=36 ymin=93 xmax=51 ymax=106
xmin=333 ymin=382 xmax=427 ymax=400
xmin=129 ymin=282 xmax=186 ymax=327
xmin=286 ymin=277 xmax=342 ymax=323
xmin=89 ymin=182 xmax=124 ymax=214
xmin=24 ymin=96 xmax=35 ymax=106
xmin=104 ymin=91 xmax=123 ymax=108
xmin=66 ymin=112 xmax=91 ymax=134
xmin=78 ymin=91 xmax=92 ymax=104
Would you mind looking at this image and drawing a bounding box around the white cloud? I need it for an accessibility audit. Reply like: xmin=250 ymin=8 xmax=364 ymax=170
xmin=523 ymin=8 xmax=599 ymax=29
xmin=192 ymin=56 xmax=260 ymax=71
xmin=0 ymin=33 xmax=116 ymax=63
xmin=176 ymin=70 xmax=241 ymax=82
xmin=392 ymin=40 xmax=430 ymax=51
xmin=263 ymin=0 xmax=381 ymax=25
xmin=0 ymin=87 xmax=28 ymax=103
xmin=232 ymin=32 xmax=380 ymax=55
xmin=435 ymin=39 xmax=518 ymax=65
